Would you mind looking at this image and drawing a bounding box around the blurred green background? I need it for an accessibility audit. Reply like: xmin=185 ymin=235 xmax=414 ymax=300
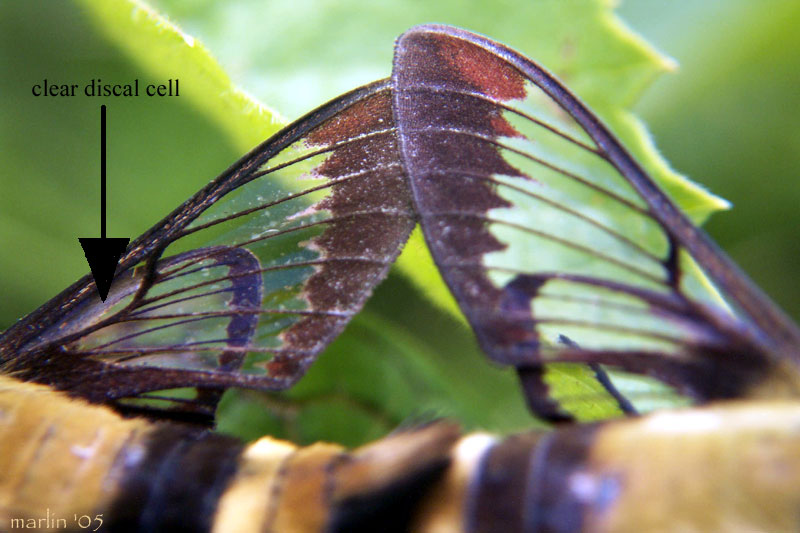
xmin=619 ymin=1 xmax=800 ymax=325
xmin=1 ymin=0 xmax=798 ymax=441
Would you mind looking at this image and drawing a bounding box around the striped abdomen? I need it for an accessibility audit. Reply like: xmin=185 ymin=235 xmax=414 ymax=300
xmin=2 ymin=375 xmax=800 ymax=532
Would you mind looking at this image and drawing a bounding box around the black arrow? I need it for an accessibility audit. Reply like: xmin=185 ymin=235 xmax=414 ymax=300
xmin=79 ymin=105 xmax=129 ymax=302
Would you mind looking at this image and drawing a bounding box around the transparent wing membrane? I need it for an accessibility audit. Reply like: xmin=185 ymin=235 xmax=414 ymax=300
xmin=393 ymin=25 xmax=800 ymax=420
xmin=2 ymin=80 xmax=415 ymax=416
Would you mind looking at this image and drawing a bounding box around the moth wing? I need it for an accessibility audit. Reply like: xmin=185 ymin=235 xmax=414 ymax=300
xmin=392 ymin=25 xmax=800 ymax=420
xmin=1 ymin=80 xmax=415 ymax=420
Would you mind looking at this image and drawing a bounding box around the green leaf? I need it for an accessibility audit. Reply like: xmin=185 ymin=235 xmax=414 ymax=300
xmin=76 ymin=0 xmax=283 ymax=152
xmin=0 ymin=0 xmax=748 ymax=442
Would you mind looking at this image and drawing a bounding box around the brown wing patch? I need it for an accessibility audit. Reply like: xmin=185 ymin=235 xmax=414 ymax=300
xmin=422 ymin=31 xmax=527 ymax=101
xmin=271 ymin=89 xmax=415 ymax=380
